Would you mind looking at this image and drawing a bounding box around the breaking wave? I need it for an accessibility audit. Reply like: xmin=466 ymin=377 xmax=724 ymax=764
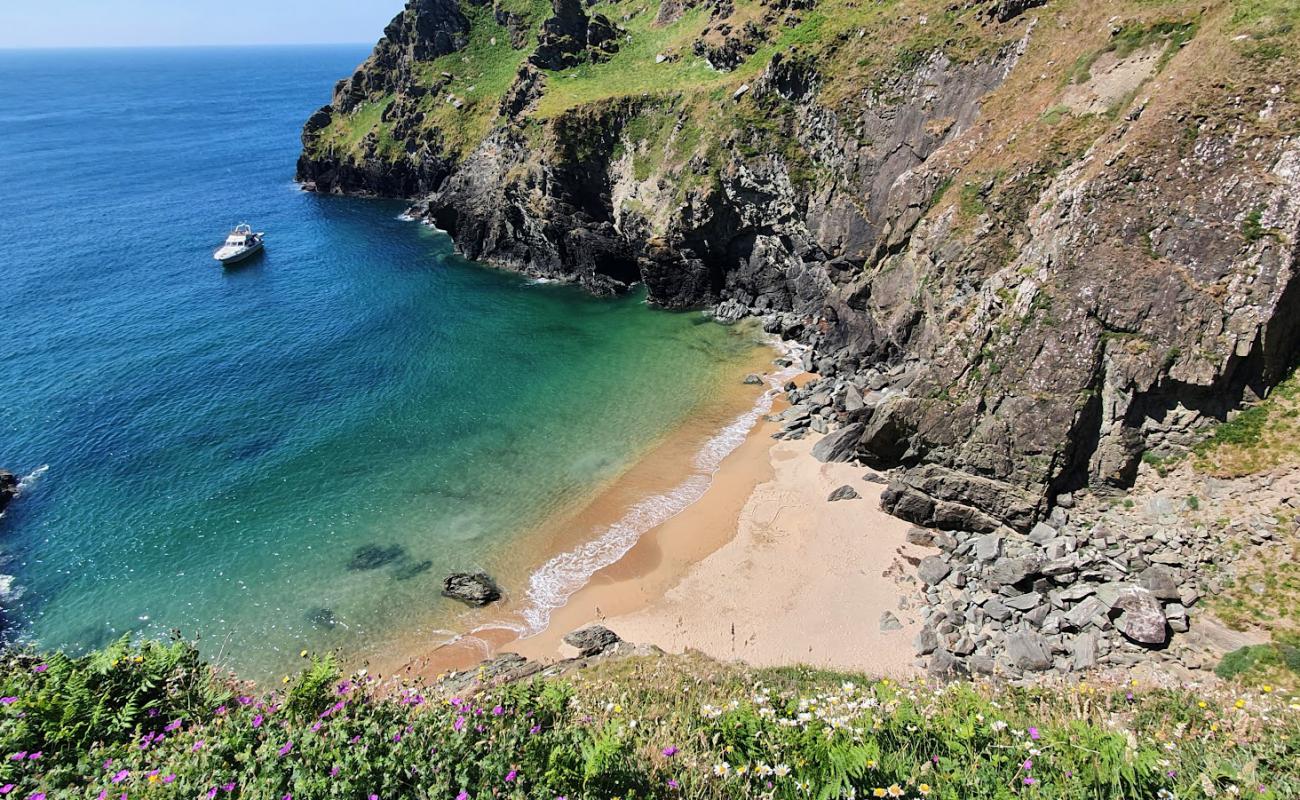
xmin=519 ymin=339 xmax=805 ymax=634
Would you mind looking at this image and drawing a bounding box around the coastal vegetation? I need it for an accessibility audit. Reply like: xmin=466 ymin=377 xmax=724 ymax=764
xmin=3 ymin=639 xmax=1298 ymax=799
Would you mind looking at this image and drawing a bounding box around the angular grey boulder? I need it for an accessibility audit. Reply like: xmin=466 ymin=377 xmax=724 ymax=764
xmin=918 ymin=555 xmax=951 ymax=586
xmin=441 ymin=572 xmax=503 ymax=606
xmin=828 ymin=485 xmax=861 ymax=502
xmin=811 ymin=422 xmax=864 ymax=463
xmin=1004 ymin=631 xmax=1053 ymax=671
xmin=562 ymin=624 xmax=621 ymax=656
xmin=1108 ymin=587 xmax=1168 ymax=646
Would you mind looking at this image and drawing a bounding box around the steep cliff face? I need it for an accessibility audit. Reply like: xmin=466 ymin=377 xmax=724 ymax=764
xmin=298 ymin=0 xmax=1300 ymax=529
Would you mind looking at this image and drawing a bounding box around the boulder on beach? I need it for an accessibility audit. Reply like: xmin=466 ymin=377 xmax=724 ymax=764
xmin=562 ymin=624 xmax=621 ymax=656
xmin=441 ymin=572 xmax=503 ymax=606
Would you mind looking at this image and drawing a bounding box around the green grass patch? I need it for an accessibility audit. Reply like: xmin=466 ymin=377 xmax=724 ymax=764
xmin=3 ymin=642 xmax=1300 ymax=798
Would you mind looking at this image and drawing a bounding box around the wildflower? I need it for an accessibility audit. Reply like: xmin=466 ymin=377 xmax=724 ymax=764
xmin=278 ymin=741 xmax=294 ymax=757
xmin=667 ymin=780 xmax=680 ymax=789
xmin=192 ymin=740 xmax=205 ymax=751
xmin=529 ymin=725 xmax=542 ymax=735
xmin=252 ymin=714 xmax=264 ymax=728
xmin=165 ymin=719 xmax=182 ymax=731
xmin=1024 ymin=777 xmax=1037 ymax=786
xmin=223 ymin=784 xmax=236 ymax=792
xmin=887 ymin=785 xmax=903 ymax=797
xmin=7 ymin=753 xmax=25 ymax=761
xmin=329 ymin=768 xmax=340 ymax=778
xmin=33 ymin=664 xmax=47 ymax=673
xmin=505 ymin=770 xmax=518 ymax=783
xmin=755 ymin=764 xmax=774 ymax=777
xmin=662 ymin=746 xmax=678 ymax=757
xmin=774 ymin=764 xmax=791 ymax=778
xmin=453 ymin=716 xmax=466 ymax=732
xmin=28 ymin=794 xmax=44 ymax=800
xmin=0 ymin=698 xmax=15 ymax=705
xmin=991 ymin=720 xmax=1008 ymax=732
xmin=0 ymin=788 xmax=12 ymax=796
xmin=455 ymin=793 xmax=469 ymax=800
xmin=872 ymin=789 xmax=887 ymax=798
xmin=713 ymin=762 xmax=732 ymax=778
xmin=112 ymin=770 xmax=129 ymax=784
xmin=918 ymin=785 xmax=931 ymax=796
xmin=1029 ymin=726 xmax=1040 ymax=740
xmin=492 ymin=705 xmax=505 ymax=716
xmin=163 ymin=775 xmax=176 ymax=785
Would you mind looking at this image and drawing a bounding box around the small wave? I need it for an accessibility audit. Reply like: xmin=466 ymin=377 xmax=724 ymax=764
xmin=519 ymin=338 xmax=805 ymax=633
xmin=396 ymin=211 xmax=418 ymax=223
xmin=17 ymin=464 xmax=48 ymax=493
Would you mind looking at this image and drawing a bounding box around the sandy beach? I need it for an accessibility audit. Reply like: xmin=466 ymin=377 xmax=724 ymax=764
xmin=387 ymin=364 xmax=929 ymax=682
xmin=513 ymin=432 xmax=929 ymax=676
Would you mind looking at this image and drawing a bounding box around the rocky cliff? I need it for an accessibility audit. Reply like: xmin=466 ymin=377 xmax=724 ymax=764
xmin=299 ymin=0 xmax=1300 ymax=536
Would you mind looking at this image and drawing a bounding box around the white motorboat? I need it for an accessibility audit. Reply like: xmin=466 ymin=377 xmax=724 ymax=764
xmin=213 ymin=223 xmax=265 ymax=265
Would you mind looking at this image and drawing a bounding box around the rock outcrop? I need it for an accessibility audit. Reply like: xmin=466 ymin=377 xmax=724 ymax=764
xmin=0 ymin=471 xmax=17 ymax=515
xmin=299 ymin=0 xmax=1300 ymax=633
xmin=441 ymin=572 xmax=503 ymax=606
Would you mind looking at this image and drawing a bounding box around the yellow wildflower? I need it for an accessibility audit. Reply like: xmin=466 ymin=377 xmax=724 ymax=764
xmin=873 ymin=789 xmax=887 ymax=798
xmin=919 ymin=784 xmax=931 ymax=795
xmin=888 ymin=784 xmax=904 ymax=797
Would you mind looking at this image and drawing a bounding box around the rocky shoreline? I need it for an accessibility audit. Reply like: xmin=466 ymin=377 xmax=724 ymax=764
xmin=296 ymin=0 xmax=1300 ymax=680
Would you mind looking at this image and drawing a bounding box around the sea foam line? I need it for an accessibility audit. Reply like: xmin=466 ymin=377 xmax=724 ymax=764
xmin=519 ymin=338 xmax=806 ymax=634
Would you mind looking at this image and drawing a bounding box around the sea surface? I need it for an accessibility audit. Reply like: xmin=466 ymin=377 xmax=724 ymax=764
xmin=0 ymin=46 xmax=767 ymax=678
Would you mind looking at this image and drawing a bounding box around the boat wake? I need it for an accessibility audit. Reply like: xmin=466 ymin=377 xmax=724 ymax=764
xmin=518 ymin=339 xmax=806 ymax=634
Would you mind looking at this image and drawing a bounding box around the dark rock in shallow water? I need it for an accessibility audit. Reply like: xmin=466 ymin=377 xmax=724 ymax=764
xmin=743 ymin=373 xmax=764 ymax=385
xmin=828 ymin=485 xmax=861 ymax=502
xmin=392 ymin=558 xmax=434 ymax=581
xmin=442 ymin=571 xmax=503 ymax=606
xmin=0 ymin=470 xmax=18 ymax=514
xmin=306 ymin=607 xmax=339 ymax=630
xmin=562 ymin=624 xmax=621 ymax=656
xmin=347 ymin=544 xmax=407 ymax=571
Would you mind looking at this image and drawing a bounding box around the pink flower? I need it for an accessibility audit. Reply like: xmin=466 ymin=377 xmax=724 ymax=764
xmin=0 ymin=787 xmax=12 ymax=796
xmin=192 ymin=740 xmax=205 ymax=751
xmin=1024 ymin=777 xmax=1037 ymax=786
xmin=33 ymin=664 xmax=47 ymax=673
xmin=0 ymin=698 xmax=16 ymax=705
xmin=222 ymin=783 xmax=236 ymax=792
xmin=7 ymin=753 xmax=25 ymax=761
xmin=162 ymin=775 xmax=176 ymax=784
xmin=453 ymin=716 xmax=466 ymax=732
xmin=252 ymin=714 xmax=264 ymax=728
xmin=492 ymin=705 xmax=505 ymax=716
xmin=112 ymin=769 xmax=130 ymax=783
xmin=456 ymin=793 xmax=469 ymax=800
xmin=28 ymin=794 xmax=45 ymax=800
xmin=662 ymin=746 xmax=678 ymax=757
xmin=505 ymin=769 xmax=518 ymax=783
xmin=165 ymin=719 xmax=182 ymax=732
xmin=1028 ymin=726 xmax=1040 ymax=741
xmin=27 ymin=752 xmax=40 ymax=760
xmin=278 ymin=741 xmax=294 ymax=757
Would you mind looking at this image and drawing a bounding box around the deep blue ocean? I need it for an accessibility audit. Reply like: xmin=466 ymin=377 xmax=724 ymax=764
xmin=0 ymin=46 xmax=765 ymax=678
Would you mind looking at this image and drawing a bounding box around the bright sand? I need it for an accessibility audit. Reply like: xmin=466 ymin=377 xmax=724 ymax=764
xmin=388 ymin=372 xmax=928 ymax=681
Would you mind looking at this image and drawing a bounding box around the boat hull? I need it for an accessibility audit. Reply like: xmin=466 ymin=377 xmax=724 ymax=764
xmin=214 ymin=240 xmax=264 ymax=265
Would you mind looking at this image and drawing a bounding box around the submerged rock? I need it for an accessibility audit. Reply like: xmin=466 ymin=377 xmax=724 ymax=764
xmin=306 ymin=607 xmax=339 ymax=630
xmin=442 ymin=572 xmax=503 ymax=606
xmin=347 ymin=544 xmax=407 ymax=571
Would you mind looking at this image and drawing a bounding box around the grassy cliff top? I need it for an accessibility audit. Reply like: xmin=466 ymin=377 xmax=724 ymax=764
xmin=2 ymin=638 xmax=1298 ymax=798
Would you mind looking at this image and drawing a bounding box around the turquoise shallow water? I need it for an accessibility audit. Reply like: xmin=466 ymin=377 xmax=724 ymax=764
xmin=0 ymin=46 xmax=764 ymax=678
